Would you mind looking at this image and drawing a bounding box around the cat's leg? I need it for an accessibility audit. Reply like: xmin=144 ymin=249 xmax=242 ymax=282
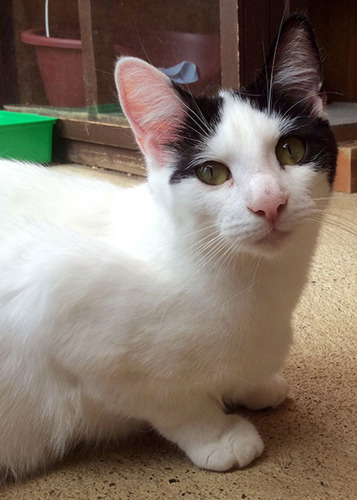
xmin=237 ymin=373 xmax=289 ymax=411
xmin=146 ymin=396 xmax=264 ymax=471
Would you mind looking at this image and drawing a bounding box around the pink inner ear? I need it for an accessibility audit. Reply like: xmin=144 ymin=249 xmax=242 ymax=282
xmin=115 ymin=58 xmax=185 ymax=164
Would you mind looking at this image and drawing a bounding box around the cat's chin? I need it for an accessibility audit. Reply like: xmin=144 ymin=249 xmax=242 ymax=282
xmin=244 ymin=230 xmax=293 ymax=258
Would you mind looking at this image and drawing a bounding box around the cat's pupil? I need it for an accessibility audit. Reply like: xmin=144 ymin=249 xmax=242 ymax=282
xmin=206 ymin=166 xmax=214 ymax=178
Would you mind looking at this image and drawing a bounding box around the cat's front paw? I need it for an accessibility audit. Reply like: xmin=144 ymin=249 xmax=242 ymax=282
xmin=186 ymin=417 xmax=264 ymax=471
xmin=239 ymin=373 xmax=289 ymax=411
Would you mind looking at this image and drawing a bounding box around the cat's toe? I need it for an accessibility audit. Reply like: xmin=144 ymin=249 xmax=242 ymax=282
xmin=240 ymin=373 xmax=289 ymax=411
xmin=269 ymin=374 xmax=289 ymax=409
xmin=188 ymin=418 xmax=264 ymax=471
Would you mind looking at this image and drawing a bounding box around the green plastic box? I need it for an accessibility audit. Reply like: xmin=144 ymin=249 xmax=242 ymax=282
xmin=0 ymin=111 xmax=57 ymax=163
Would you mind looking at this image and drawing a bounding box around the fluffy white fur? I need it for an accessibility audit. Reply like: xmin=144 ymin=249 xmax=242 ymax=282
xmin=0 ymin=53 xmax=332 ymax=479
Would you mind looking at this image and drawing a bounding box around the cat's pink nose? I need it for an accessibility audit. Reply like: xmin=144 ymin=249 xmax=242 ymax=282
xmin=247 ymin=174 xmax=288 ymax=225
xmin=248 ymin=196 xmax=287 ymax=225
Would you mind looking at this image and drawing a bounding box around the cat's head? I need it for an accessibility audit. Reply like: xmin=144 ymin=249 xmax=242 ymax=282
xmin=115 ymin=15 xmax=337 ymax=258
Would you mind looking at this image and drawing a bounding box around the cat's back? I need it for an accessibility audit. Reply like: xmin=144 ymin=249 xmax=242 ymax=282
xmin=0 ymin=159 xmax=119 ymax=212
xmin=0 ymin=159 xmax=145 ymax=239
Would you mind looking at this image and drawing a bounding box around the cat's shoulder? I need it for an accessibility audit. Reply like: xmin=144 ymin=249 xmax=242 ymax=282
xmin=0 ymin=159 xmax=114 ymax=190
xmin=0 ymin=159 xmax=140 ymax=207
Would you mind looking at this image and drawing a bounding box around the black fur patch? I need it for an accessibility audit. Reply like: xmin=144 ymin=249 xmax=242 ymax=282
xmin=238 ymin=85 xmax=338 ymax=186
xmin=168 ymin=86 xmax=223 ymax=184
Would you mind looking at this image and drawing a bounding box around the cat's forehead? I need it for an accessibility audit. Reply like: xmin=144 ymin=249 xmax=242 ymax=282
xmin=206 ymin=92 xmax=290 ymax=163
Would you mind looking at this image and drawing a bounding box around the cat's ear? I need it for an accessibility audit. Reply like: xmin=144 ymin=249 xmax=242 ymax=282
xmin=262 ymin=14 xmax=325 ymax=117
xmin=115 ymin=57 xmax=186 ymax=166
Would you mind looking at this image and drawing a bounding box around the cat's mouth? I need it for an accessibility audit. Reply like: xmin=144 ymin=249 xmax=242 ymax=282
xmin=223 ymin=224 xmax=294 ymax=254
xmin=253 ymin=228 xmax=292 ymax=248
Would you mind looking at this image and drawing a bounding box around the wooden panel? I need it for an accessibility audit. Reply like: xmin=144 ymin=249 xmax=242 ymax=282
xmin=331 ymin=124 xmax=357 ymax=144
xmin=305 ymin=0 xmax=357 ymax=103
xmin=56 ymin=118 xmax=138 ymax=149
xmin=114 ymin=0 xmax=218 ymax=34
xmin=84 ymin=0 xmax=116 ymax=106
xmin=0 ymin=0 xmax=19 ymax=105
xmin=219 ymin=0 xmax=240 ymax=89
xmin=239 ymin=0 xmax=269 ymax=86
xmin=56 ymin=139 xmax=146 ymax=177
xmin=78 ymin=0 xmax=98 ymax=111
xmin=235 ymin=0 xmax=291 ymax=88
xmin=334 ymin=142 xmax=357 ymax=193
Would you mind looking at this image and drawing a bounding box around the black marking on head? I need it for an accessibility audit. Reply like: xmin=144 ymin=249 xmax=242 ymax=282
xmin=168 ymin=85 xmax=223 ymax=184
xmin=239 ymin=14 xmax=337 ymax=185
xmin=167 ymin=14 xmax=337 ymax=187
xmin=235 ymin=84 xmax=338 ymax=186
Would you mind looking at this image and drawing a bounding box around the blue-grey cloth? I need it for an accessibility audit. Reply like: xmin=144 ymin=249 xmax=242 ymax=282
xmin=159 ymin=61 xmax=199 ymax=84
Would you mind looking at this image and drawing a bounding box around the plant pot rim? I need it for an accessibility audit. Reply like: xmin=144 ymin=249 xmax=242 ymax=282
xmin=21 ymin=28 xmax=81 ymax=50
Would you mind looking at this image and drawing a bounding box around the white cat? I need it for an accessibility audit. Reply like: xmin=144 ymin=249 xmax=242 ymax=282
xmin=0 ymin=15 xmax=337 ymax=480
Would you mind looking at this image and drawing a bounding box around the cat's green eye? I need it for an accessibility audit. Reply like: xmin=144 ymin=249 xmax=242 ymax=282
xmin=275 ymin=137 xmax=306 ymax=166
xmin=195 ymin=161 xmax=230 ymax=185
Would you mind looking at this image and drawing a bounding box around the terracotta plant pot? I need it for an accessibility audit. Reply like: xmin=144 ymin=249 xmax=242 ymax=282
xmin=21 ymin=28 xmax=85 ymax=108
